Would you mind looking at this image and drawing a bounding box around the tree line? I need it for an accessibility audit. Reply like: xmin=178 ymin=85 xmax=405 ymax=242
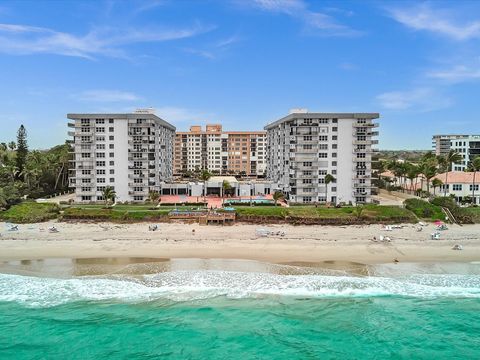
xmin=378 ymin=150 xmax=480 ymax=204
xmin=0 ymin=125 xmax=71 ymax=208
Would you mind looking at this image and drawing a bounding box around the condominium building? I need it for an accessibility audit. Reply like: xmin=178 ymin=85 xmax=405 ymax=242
xmin=265 ymin=110 xmax=379 ymax=204
xmin=432 ymin=134 xmax=480 ymax=171
xmin=67 ymin=109 xmax=175 ymax=203
xmin=174 ymin=125 xmax=266 ymax=176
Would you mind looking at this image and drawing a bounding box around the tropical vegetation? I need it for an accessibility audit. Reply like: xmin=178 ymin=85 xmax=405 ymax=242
xmin=0 ymin=125 xmax=71 ymax=209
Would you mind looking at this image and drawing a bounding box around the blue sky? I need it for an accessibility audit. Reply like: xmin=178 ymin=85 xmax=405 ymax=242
xmin=0 ymin=0 xmax=479 ymax=150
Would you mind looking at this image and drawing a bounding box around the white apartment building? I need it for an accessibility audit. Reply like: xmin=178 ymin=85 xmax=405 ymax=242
xmin=265 ymin=110 xmax=379 ymax=204
xmin=433 ymin=134 xmax=480 ymax=171
xmin=174 ymin=125 xmax=266 ymax=176
xmin=68 ymin=109 xmax=175 ymax=203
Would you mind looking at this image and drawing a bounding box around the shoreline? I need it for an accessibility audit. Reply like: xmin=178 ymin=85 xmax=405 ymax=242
xmin=1 ymin=222 xmax=480 ymax=264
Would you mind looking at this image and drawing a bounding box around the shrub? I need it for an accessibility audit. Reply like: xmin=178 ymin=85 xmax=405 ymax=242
xmin=0 ymin=202 xmax=60 ymax=223
xmin=404 ymin=198 xmax=444 ymax=221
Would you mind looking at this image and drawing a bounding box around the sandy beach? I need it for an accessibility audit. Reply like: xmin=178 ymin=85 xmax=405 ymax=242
xmin=0 ymin=221 xmax=479 ymax=264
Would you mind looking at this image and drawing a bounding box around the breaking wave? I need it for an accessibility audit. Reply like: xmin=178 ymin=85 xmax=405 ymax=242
xmin=1 ymin=269 xmax=479 ymax=307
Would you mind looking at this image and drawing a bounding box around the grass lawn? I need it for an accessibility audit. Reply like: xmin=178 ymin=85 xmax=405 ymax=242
xmin=0 ymin=202 xmax=60 ymax=223
xmin=234 ymin=204 xmax=416 ymax=222
xmin=61 ymin=205 xmax=205 ymax=221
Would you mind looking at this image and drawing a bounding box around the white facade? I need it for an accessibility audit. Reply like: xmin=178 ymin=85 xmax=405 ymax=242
xmin=68 ymin=111 xmax=175 ymax=203
xmin=432 ymin=135 xmax=480 ymax=171
xmin=265 ymin=112 xmax=379 ymax=204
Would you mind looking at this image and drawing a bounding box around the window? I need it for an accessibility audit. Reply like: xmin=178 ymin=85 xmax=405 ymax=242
xmin=96 ymin=161 xmax=105 ymax=167
xmin=319 ymin=170 xmax=327 ymax=175
xmin=96 ymin=127 xmax=105 ymax=133
xmin=332 ymin=153 xmax=337 ymax=158
xmin=332 ymin=161 xmax=337 ymax=166
xmin=452 ymin=184 xmax=462 ymax=191
xmin=109 ymin=152 xmax=114 ymax=158
xmin=109 ymin=127 xmax=114 ymax=132
xmin=109 ymin=136 xmax=114 ymax=141
xmin=303 ymin=179 xmax=312 ymax=184
xmin=95 ymin=119 xmax=104 ymax=124
xmin=110 ymin=178 xmax=115 ymax=183
xmin=109 ymin=161 xmax=114 ymax=166
xmin=97 ymin=178 xmax=106 ymax=183
xmin=96 ymin=144 xmax=105 ymax=150
xmin=319 ymin=153 xmax=328 ymax=158
xmin=109 ymin=119 xmax=114 ymax=124
xmin=81 ymin=170 xmax=91 ymax=175
xmin=109 ymin=144 xmax=114 ymax=149
xmin=319 ymin=136 xmax=328 ymax=141
xmin=303 ymin=162 xmax=313 ymax=167
xmin=302 ymin=197 xmax=312 ymax=203
xmin=81 ymin=153 xmax=91 ymax=158
xmin=110 ymin=169 xmax=115 ymax=174
xmin=97 ymin=169 xmax=105 ymax=175
xmin=96 ymin=152 xmax=105 ymax=158
xmin=303 ymin=136 xmax=312 ymax=141
xmin=332 ymin=127 xmax=338 ymax=132
xmin=470 ymin=185 xmax=479 ymax=191
xmin=332 ymin=136 xmax=337 ymax=141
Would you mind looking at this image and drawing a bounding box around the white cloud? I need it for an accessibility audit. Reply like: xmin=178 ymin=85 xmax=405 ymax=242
xmin=183 ymin=34 xmax=242 ymax=60
xmin=388 ymin=4 xmax=480 ymax=40
xmin=0 ymin=22 xmax=213 ymax=59
xmin=376 ymin=87 xmax=452 ymax=112
xmin=77 ymin=90 xmax=141 ymax=102
xmin=428 ymin=65 xmax=480 ymax=82
xmin=243 ymin=0 xmax=361 ymax=37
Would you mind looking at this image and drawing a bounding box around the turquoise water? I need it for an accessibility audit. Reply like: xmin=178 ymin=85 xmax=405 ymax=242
xmin=1 ymin=263 xmax=480 ymax=359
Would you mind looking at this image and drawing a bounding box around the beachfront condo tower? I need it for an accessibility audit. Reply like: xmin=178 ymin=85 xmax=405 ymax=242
xmin=67 ymin=109 xmax=175 ymax=203
xmin=174 ymin=124 xmax=266 ymax=176
xmin=432 ymin=134 xmax=480 ymax=171
xmin=264 ymin=110 xmax=380 ymax=205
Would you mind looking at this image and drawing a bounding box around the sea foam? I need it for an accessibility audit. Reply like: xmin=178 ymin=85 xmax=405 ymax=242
xmin=1 ymin=270 xmax=480 ymax=307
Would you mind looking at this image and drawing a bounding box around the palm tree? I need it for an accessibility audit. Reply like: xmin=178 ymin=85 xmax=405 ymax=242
xmin=272 ymin=190 xmax=284 ymax=206
xmin=148 ymin=190 xmax=160 ymax=206
xmin=8 ymin=141 xmax=16 ymax=151
xmin=443 ymin=150 xmax=463 ymax=196
xmin=420 ymin=161 xmax=437 ymax=196
xmin=431 ymin=178 xmax=443 ymax=196
xmin=353 ymin=205 xmax=364 ymax=219
xmin=222 ymin=180 xmax=232 ymax=198
xmin=406 ymin=163 xmax=420 ymax=194
xmin=469 ymin=156 xmax=480 ymax=205
xmin=102 ymin=186 xmax=116 ymax=207
xmin=199 ymin=169 xmax=211 ymax=203
xmin=324 ymin=174 xmax=336 ymax=204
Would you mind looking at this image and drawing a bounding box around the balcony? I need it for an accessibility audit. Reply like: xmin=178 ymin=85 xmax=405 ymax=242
xmin=128 ymin=165 xmax=147 ymax=170
xmin=68 ymin=131 xmax=75 ymax=137
xmin=129 ymin=182 xmax=147 ymax=186
xmin=128 ymin=174 xmax=145 ymax=179
xmin=353 ymin=122 xmax=379 ymax=128
xmin=352 ymin=174 xmax=371 ymax=179
xmin=128 ymin=191 xmax=149 ymax=196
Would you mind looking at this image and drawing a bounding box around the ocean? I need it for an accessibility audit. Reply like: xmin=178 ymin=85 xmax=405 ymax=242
xmin=0 ymin=259 xmax=479 ymax=359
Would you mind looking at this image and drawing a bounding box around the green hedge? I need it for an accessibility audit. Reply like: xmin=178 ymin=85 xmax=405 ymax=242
xmin=404 ymin=198 xmax=445 ymax=221
xmin=0 ymin=202 xmax=60 ymax=223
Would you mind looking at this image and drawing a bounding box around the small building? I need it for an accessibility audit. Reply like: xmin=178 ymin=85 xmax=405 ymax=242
xmin=434 ymin=171 xmax=480 ymax=204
